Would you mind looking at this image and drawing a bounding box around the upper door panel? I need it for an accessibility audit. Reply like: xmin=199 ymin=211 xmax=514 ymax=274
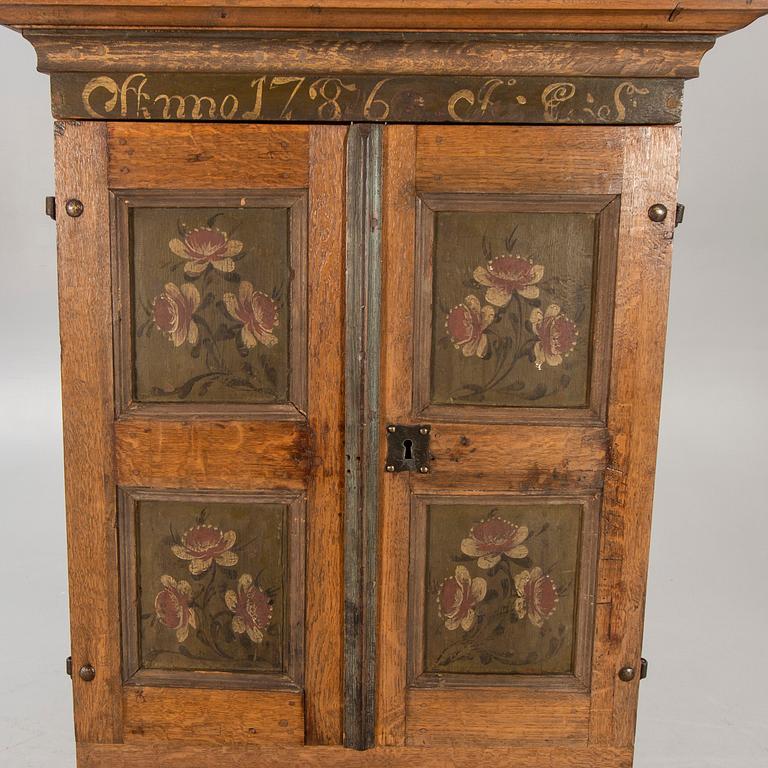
xmin=415 ymin=193 xmax=618 ymax=424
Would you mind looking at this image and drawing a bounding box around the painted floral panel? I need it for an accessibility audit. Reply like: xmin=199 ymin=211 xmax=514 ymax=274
xmin=430 ymin=211 xmax=596 ymax=408
xmin=423 ymin=502 xmax=582 ymax=676
xmin=131 ymin=206 xmax=290 ymax=403
xmin=136 ymin=499 xmax=286 ymax=674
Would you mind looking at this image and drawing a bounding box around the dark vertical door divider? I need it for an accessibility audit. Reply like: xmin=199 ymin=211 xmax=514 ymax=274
xmin=343 ymin=124 xmax=383 ymax=750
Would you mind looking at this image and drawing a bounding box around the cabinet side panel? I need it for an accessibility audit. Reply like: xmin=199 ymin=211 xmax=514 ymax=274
xmin=54 ymin=120 xmax=122 ymax=743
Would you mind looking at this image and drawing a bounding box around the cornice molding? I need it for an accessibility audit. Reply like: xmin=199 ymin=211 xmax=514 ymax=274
xmin=26 ymin=30 xmax=716 ymax=79
xmin=1 ymin=1 xmax=767 ymax=35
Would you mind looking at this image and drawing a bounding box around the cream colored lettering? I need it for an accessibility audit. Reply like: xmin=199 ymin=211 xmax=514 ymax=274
xmin=82 ymin=75 xmax=120 ymax=118
xmin=120 ymin=73 xmax=152 ymax=119
xmin=447 ymin=88 xmax=475 ymax=122
xmin=153 ymin=93 xmax=218 ymax=120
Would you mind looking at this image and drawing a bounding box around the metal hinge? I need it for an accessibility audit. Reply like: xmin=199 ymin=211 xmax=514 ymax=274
xmin=640 ymin=657 xmax=648 ymax=680
xmin=675 ymin=203 xmax=685 ymax=227
xmin=66 ymin=656 xmax=72 ymax=677
xmin=45 ymin=196 xmax=56 ymax=221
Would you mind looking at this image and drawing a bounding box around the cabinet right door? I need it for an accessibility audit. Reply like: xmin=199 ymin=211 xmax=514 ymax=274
xmin=377 ymin=125 xmax=680 ymax=765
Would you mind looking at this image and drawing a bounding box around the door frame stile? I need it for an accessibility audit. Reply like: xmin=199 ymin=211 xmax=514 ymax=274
xmin=343 ymin=123 xmax=384 ymax=750
xmin=55 ymin=119 xmax=123 ymax=743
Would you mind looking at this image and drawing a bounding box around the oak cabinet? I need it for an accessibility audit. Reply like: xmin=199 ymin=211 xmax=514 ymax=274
xmin=0 ymin=2 xmax=765 ymax=766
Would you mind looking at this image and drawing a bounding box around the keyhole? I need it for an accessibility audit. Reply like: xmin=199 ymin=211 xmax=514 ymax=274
xmin=402 ymin=439 xmax=414 ymax=461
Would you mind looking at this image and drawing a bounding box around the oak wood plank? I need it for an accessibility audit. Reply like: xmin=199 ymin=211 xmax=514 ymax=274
xmin=107 ymin=123 xmax=309 ymax=189
xmin=115 ymin=420 xmax=309 ymax=490
xmin=78 ymin=743 xmax=633 ymax=767
xmin=122 ymin=687 xmax=303 ymax=745
xmin=9 ymin=0 xmax=768 ymax=8
xmin=304 ymin=124 xmax=347 ymax=745
xmin=376 ymin=124 xmax=417 ymax=747
xmin=416 ymin=127 xmax=625 ymax=194
xmin=406 ymin=689 xmax=590 ymax=746
xmin=55 ymin=120 xmax=122 ymax=744
xmin=417 ymin=424 xmax=608 ymax=493
xmin=589 ymin=126 xmax=680 ymax=746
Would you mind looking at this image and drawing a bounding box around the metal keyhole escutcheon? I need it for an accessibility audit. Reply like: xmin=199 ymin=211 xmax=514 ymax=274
xmin=385 ymin=424 xmax=430 ymax=473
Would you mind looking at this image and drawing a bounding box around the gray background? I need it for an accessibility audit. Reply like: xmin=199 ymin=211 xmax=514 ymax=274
xmin=0 ymin=21 xmax=766 ymax=768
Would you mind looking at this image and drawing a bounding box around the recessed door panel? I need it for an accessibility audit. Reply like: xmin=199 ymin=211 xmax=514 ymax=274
xmin=410 ymin=495 xmax=597 ymax=686
xmin=121 ymin=490 xmax=304 ymax=688
xmin=115 ymin=191 xmax=307 ymax=415
xmin=417 ymin=195 xmax=618 ymax=422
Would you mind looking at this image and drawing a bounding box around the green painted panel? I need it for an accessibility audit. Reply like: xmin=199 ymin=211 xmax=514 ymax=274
xmin=136 ymin=499 xmax=286 ymax=674
xmin=430 ymin=211 xmax=596 ymax=408
xmin=423 ymin=502 xmax=582 ymax=676
xmin=131 ymin=205 xmax=290 ymax=403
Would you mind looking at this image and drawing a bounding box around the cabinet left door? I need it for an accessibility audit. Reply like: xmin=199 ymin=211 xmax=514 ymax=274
xmin=55 ymin=121 xmax=346 ymax=751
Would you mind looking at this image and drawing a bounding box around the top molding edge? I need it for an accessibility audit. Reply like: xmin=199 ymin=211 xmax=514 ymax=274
xmin=1 ymin=1 xmax=768 ymax=36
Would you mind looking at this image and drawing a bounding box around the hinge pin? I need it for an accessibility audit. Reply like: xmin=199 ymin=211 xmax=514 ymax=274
xmin=45 ymin=196 xmax=56 ymax=220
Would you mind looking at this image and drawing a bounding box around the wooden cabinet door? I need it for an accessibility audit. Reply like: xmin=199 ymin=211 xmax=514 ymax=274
xmin=376 ymin=125 xmax=680 ymax=764
xmin=56 ymin=122 xmax=346 ymax=748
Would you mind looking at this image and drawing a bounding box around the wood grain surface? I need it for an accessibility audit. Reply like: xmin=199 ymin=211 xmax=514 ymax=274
xmin=419 ymin=424 xmax=608 ymax=492
xmin=107 ymin=123 xmax=309 ymax=189
xmin=376 ymin=125 xmax=417 ymax=747
xmin=304 ymin=124 xmax=347 ymax=745
xmin=589 ymin=126 xmax=681 ymax=747
xmin=406 ymin=689 xmax=590 ymax=746
xmin=416 ymin=126 xmax=625 ymax=194
xmin=29 ymin=30 xmax=714 ymax=78
xmin=122 ymin=687 xmax=304 ymax=744
xmin=2 ymin=0 xmax=767 ymax=34
xmin=115 ymin=420 xmax=309 ymax=490
xmin=55 ymin=120 xmax=123 ymax=744
xmin=78 ymin=742 xmax=633 ymax=767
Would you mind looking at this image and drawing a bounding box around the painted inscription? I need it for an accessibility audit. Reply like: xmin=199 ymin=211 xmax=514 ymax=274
xmin=51 ymin=72 xmax=683 ymax=125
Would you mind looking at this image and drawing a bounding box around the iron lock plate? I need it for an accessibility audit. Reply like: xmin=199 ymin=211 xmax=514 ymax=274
xmin=385 ymin=424 xmax=431 ymax=473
